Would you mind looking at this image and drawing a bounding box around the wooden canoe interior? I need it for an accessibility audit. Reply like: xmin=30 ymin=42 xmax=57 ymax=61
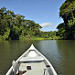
xmin=19 ymin=61 xmax=46 ymax=75
xmin=6 ymin=44 xmax=57 ymax=75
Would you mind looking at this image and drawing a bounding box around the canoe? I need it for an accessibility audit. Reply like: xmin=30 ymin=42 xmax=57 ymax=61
xmin=6 ymin=44 xmax=57 ymax=75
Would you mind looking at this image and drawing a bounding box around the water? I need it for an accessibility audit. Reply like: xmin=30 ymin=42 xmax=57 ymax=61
xmin=0 ymin=40 xmax=75 ymax=75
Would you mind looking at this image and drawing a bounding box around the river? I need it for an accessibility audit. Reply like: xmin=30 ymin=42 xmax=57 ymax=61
xmin=0 ymin=40 xmax=75 ymax=75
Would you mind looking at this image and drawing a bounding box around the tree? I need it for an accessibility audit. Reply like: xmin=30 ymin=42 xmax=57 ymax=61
xmin=0 ymin=7 xmax=58 ymax=40
xmin=57 ymin=0 xmax=75 ymax=39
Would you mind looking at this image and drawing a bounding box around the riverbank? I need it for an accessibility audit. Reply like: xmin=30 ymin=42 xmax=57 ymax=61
xmin=19 ymin=36 xmax=60 ymax=40
xmin=0 ymin=36 xmax=62 ymax=41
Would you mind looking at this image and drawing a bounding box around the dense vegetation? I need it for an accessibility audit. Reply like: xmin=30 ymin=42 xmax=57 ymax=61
xmin=57 ymin=0 xmax=75 ymax=39
xmin=0 ymin=0 xmax=75 ymax=41
xmin=0 ymin=7 xmax=58 ymax=40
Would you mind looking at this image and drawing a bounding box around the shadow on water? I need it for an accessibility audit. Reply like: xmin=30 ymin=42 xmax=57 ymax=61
xmin=0 ymin=40 xmax=39 ymax=75
xmin=0 ymin=40 xmax=75 ymax=75
xmin=56 ymin=40 xmax=75 ymax=75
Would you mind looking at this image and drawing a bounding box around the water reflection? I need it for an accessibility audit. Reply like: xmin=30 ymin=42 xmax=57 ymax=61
xmin=0 ymin=40 xmax=75 ymax=75
xmin=56 ymin=40 xmax=75 ymax=75
xmin=35 ymin=40 xmax=65 ymax=74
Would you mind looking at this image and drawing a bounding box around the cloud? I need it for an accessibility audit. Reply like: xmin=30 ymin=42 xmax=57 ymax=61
xmin=40 ymin=23 xmax=55 ymax=27
xmin=40 ymin=23 xmax=57 ymax=31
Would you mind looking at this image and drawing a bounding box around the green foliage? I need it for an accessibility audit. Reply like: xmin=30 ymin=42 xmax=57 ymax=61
xmin=57 ymin=0 xmax=75 ymax=40
xmin=0 ymin=7 xmax=59 ymax=40
xmin=0 ymin=35 xmax=2 ymax=41
xmin=57 ymin=23 xmax=66 ymax=39
xmin=2 ymin=28 xmax=10 ymax=40
xmin=68 ymin=17 xmax=75 ymax=27
xmin=60 ymin=0 xmax=75 ymax=18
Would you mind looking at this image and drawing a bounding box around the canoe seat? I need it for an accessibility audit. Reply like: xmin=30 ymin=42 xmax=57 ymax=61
xmin=19 ymin=56 xmax=44 ymax=62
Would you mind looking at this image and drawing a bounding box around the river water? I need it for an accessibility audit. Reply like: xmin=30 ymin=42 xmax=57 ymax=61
xmin=0 ymin=40 xmax=75 ymax=75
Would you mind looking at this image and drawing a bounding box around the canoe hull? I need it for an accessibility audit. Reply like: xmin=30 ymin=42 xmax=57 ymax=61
xmin=6 ymin=44 xmax=57 ymax=75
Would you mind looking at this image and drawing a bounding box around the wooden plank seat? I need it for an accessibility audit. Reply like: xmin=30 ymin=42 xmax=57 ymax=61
xmin=19 ymin=56 xmax=44 ymax=62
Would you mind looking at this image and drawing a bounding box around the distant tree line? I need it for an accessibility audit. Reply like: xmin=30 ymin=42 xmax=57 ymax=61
xmin=57 ymin=0 xmax=75 ymax=40
xmin=0 ymin=7 xmax=58 ymax=40
xmin=1 ymin=0 xmax=75 ymax=41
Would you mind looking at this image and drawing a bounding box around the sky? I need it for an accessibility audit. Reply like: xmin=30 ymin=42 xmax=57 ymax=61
xmin=0 ymin=0 xmax=65 ymax=31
